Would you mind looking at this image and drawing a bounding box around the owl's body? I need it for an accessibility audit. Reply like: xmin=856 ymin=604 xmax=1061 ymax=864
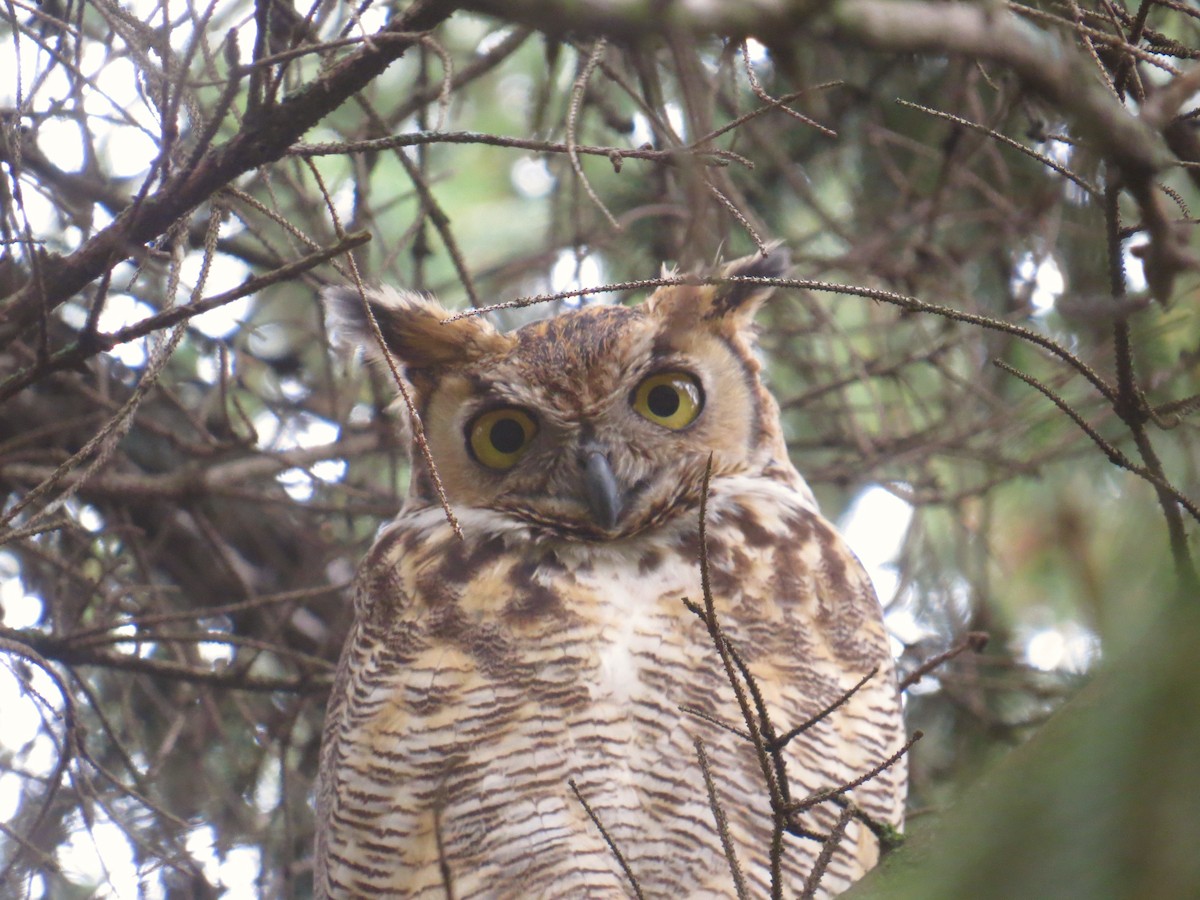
xmin=316 ymin=254 xmax=906 ymax=898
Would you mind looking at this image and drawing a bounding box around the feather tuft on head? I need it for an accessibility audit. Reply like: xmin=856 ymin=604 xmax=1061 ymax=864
xmin=322 ymin=285 xmax=512 ymax=372
xmin=644 ymin=243 xmax=790 ymax=332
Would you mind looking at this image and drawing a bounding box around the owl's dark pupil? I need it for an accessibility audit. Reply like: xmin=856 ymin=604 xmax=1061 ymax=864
xmin=490 ymin=418 xmax=526 ymax=454
xmin=647 ymin=384 xmax=680 ymax=418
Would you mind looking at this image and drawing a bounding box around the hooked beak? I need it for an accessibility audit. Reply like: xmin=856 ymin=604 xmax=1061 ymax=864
xmin=582 ymin=449 xmax=623 ymax=530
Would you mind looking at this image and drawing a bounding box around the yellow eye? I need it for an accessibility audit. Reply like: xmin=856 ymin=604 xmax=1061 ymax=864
xmin=631 ymin=371 xmax=704 ymax=430
xmin=468 ymin=408 xmax=538 ymax=469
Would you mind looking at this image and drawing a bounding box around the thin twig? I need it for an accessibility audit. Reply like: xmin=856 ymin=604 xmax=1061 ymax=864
xmin=341 ymin=274 xmax=463 ymax=539
xmin=799 ymin=803 xmax=856 ymax=900
xmin=680 ymin=704 xmax=752 ymax=741
xmin=899 ymin=632 xmax=989 ymax=691
xmin=291 ymin=130 xmax=744 ymax=167
xmin=568 ymin=778 xmax=646 ymax=900
xmin=706 ymin=179 xmax=767 ymax=254
xmin=446 ymin=274 xmax=1118 ymax=409
xmin=692 ymin=455 xmax=787 ymax=899
xmin=895 ymin=99 xmax=1098 ymax=194
xmin=770 ymin=667 xmax=879 ymax=751
xmin=787 ymin=731 xmax=923 ymax=816
xmin=0 ymin=637 xmax=77 ymax=886
xmin=567 ymin=39 xmax=621 ymax=230
xmin=994 ymin=360 xmax=1200 ymax=524
xmin=0 ymin=231 xmax=372 ymax=407
xmin=694 ymin=737 xmax=750 ymax=900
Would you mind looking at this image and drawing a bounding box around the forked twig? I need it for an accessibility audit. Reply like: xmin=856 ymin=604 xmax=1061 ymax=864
xmin=787 ymin=732 xmax=923 ymax=817
xmin=740 ymin=41 xmax=837 ymax=138
xmin=692 ymin=455 xmax=789 ymax=897
xmin=994 ymin=360 xmax=1200 ymax=524
xmin=770 ymin=666 xmax=880 ymax=752
xmin=682 ymin=455 xmax=926 ymax=896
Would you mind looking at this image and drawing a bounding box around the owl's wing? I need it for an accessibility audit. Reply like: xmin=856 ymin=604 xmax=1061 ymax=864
xmin=687 ymin=480 xmax=907 ymax=892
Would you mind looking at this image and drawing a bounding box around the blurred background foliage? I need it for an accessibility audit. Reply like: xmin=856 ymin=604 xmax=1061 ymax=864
xmin=0 ymin=0 xmax=1196 ymax=896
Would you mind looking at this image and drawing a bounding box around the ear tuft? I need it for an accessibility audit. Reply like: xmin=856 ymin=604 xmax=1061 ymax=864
xmin=709 ymin=242 xmax=790 ymax=320
xmin=322 ymin=285 xmax=510 ymax=370
xmin=644 ymin=243 xmax=789 ymax=328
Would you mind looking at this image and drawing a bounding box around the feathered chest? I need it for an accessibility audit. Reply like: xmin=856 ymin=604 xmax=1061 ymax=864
xmin=358 ymin=506 xmax=709 ymax=701
xmin=354 ymin=478 xmax=878 ymax=717
xmin=319 ymin=480 xmax=904 ymax=899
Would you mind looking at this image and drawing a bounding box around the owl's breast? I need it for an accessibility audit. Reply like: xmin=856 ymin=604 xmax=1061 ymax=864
xmin=324 ymin=488 xmax=903 ymax=897
xmin=555 ymin=539 xmax=702 ymax=705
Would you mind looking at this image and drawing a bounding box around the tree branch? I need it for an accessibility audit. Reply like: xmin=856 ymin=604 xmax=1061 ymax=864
xmin=0 ymin=0 xmax=455 ymax=346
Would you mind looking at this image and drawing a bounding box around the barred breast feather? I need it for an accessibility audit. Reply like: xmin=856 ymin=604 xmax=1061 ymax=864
xmin=314 ymin=475 xmax=905 ymax=898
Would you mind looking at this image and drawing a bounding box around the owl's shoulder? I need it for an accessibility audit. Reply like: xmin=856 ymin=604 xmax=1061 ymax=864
xmin=703 ymin=477 xmax=890 ymax=668
xmin=707 ymin=475 xmax=871 ymax=589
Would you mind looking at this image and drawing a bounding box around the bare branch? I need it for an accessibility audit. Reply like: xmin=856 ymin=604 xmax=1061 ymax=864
xmin=0 ymin=0 xmax=453 ymax=344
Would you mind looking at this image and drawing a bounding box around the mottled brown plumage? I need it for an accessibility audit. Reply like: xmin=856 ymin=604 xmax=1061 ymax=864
xmin=315 ymin=252 xmax=906 ymax=898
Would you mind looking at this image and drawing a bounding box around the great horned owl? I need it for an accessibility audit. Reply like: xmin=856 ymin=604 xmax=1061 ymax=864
xmin=314 ymin=251 xmax=907 ymax=898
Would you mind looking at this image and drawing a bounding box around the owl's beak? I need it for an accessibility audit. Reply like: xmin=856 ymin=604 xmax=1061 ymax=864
xmin=582 ymin=449 xmax=623 ymax=530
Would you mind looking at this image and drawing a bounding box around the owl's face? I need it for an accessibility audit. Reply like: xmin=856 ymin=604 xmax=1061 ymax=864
xmin=326 ymin=253 xmax=790 ymax=541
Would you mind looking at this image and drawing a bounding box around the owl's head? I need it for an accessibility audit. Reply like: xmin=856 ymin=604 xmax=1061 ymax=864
xmin=325 ymin=251 xmax=794 ymax=542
